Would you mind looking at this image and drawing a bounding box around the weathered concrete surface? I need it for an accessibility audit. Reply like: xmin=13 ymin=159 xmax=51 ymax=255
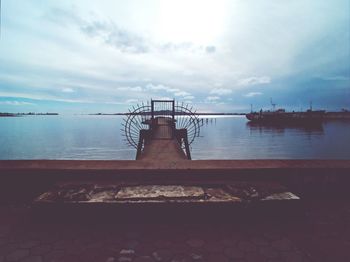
xmin=1 ymin=160 xmax=349 ymax=203
xmin=115 ymin=185 xmax=205 ymax=200
xmin=34 ymin=182 xmax=299 ymax=204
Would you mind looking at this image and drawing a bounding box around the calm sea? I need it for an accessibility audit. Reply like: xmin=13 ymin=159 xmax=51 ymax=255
xmin=0 ymin=115 xmax=349 ymax=160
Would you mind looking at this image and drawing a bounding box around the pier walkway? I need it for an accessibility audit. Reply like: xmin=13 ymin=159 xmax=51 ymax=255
xmin=137 ymin=117 xmax=188 ymax=161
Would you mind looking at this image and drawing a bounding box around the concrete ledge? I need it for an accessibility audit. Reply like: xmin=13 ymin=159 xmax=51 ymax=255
xmin=0 ymin=160 xmax=350 ymax=202
xmin=0 ymin=159 xmax=349 ymax=182
xmin=1 ymin=159 xmax=350 ymax=170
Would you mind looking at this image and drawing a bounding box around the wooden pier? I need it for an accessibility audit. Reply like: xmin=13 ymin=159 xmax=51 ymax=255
xmin=136 ymin=117 xmax=190 ymax=161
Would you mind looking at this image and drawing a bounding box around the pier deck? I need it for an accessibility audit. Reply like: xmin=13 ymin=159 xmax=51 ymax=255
xmin=137 ymin=118 xmax=188 ymax=161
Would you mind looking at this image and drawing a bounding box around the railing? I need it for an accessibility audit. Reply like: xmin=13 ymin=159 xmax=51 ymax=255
xmin=151 ymin=99 xmax=175 ymax=121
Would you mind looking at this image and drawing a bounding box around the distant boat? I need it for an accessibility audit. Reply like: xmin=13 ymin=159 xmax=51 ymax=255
xmin=246 ymin=118 xmax=324 ymax=133
xmin=246 ymin=108 xmax=326 ymax=123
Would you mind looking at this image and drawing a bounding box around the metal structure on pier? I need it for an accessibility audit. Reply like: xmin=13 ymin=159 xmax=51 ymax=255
xmin=122 ymin=100 xmax=202 ymax=160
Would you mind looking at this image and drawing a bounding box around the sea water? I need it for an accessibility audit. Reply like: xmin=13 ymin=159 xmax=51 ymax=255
xmin=0 ymin=115 xmax=349 ymax=160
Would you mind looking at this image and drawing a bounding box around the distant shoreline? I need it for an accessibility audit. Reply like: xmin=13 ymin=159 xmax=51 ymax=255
xmin=87 ymin=112 xmax=246 ymax=116
xmin=1 ymin=111 xmax=349 ymax=118
xmin=0 ymin=113 xmax=59 ymax=117
xmin=1 ymin=112 xmax=245 ymax=117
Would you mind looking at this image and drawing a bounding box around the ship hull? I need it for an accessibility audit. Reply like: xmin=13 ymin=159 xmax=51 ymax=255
xmin=246 ymin=111 xmax=325 ymax=123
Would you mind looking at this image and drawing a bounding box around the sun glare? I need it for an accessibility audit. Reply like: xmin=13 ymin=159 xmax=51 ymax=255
xmin=155 ymin=0 xmax=228 ymax=44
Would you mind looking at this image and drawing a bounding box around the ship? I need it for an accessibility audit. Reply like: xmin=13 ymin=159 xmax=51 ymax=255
xmin=246 ymin=109 xmax=326 ymax=123
xmin=246 ymin=100 xmax=326 ymax=123
xmin=246 ymin=100 xmax=350 ymax=123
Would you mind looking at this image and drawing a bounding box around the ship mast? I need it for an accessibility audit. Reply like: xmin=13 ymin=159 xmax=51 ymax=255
xmin=270 ymin=98 xmax=276 ymax=111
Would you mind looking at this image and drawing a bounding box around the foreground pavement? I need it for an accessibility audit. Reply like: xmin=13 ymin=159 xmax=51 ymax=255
xmin=0 ymin=200 xmax=350 ymax=262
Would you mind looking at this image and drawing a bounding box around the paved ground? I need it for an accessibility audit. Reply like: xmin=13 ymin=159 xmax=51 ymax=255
xmin=0 ymin=200 xmax=350 ymax=262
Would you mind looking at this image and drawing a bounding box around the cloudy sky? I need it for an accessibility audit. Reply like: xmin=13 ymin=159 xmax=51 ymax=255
xmin=0 ymin=0 xmax=349 ymax=113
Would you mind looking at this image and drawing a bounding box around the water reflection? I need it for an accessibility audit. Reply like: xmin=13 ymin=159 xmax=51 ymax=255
xmin=1 ymin=115 xmax=349 ymax=160
xmin=246 ymin=121 xmax=324 ymax=135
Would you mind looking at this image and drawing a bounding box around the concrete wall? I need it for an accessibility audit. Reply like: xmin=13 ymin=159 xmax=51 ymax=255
xmin=0 ymin=160 xmax=350 ymax=202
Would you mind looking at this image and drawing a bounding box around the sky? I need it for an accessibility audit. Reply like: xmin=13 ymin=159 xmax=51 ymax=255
xmin=0 ymin=0 xmax=349 ymax=113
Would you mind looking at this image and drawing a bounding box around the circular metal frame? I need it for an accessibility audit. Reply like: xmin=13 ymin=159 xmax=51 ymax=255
xmin=122 ymin=101 xmax=202 ymax=149
xmin=122 ymin=103 xmax=151 ymax=149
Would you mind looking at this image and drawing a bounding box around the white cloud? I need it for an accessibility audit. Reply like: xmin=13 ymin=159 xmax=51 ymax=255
xmin=104 ymin=101 xmax=125 ymax=105
xmin=214 ymin=83 xmax=223 ymax=87
xmin=0 ymin=101 xmax=36 ymax=106
xmin=206 ymin=96 xmax=220 ymax=101
xmin=238 ymin=76 xmax=271 ymax=86
xmin=62 ymin=87 xmax=75 ymax=93
xmin=244 ymin=92 xmax=263 ymax=97
xmin=210 ymin=88 xmax=232 ymax=95
xmin=174 ymin=91 xmax=191 ymax=97
xmin=125 ymin=99 xmax=138 ymax=104
xmin=117 ymin=86 xmax=143 ymax=92
xmin=0 ymin=91 xmax=94 ymax=104
xmin=78 ymin=15 xmax=218 ymax=55
xmin=146 ymin=83 xmax=178 ymax=93
xmin=1 ymin=1 xmax=348 ymax=112
xmin=318 ymin=76 xmax=349 ymax=81
xmin=155 ymin=96 xmax=172 ymax=100
xmin=145 ymin=83 xmax=193 ymax=98
xmin=184 ymin=95 xmax=195 ymax=100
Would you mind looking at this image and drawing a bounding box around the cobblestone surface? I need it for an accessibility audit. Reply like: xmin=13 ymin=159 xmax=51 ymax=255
xmin=0 ymin=200 xmax=349 ymax=262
